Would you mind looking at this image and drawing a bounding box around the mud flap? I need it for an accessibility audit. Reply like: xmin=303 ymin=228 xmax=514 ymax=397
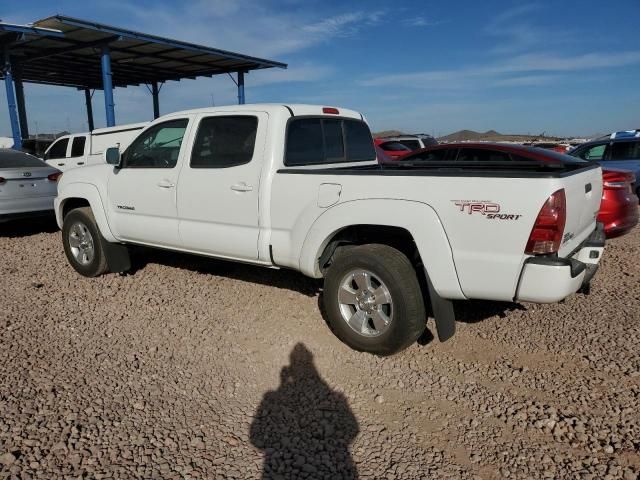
xmin=425 ymin=270 xmax=456 ymax=342
xmin=99 ymin=235 xmax=131 ymax=273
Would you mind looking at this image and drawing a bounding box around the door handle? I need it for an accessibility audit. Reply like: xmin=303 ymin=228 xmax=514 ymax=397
xmin=231 ymin=183 xmax=253 ymax=192
xmin=157 ymin=180 xmax=175 ymax=189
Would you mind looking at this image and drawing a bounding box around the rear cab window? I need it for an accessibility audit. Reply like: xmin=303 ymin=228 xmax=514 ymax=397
xmin=285 ymin=117 xmax=376 ymax=166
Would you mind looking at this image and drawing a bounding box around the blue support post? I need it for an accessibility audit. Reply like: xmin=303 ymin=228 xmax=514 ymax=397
xmin=151 ymin=81 xmax=160 ymax=119
xmin=237 ymin=71 xmax=245 ymax=105
xmin=101 ymin=46 xmax=116 ymax=127
xmin=3 ymin=47 xmax=22 ymax=150
xmin=14 ymin=67 xmax=29 ymax=140
xmin=84 ymin=88 xmax=95 ymax=131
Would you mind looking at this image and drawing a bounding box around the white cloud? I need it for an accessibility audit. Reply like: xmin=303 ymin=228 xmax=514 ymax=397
xmin=105 ymin=1 xmax=383 ymax=59
xmin=485 ymin=2 xmax=577 ymax=55
xmin=247 ymin=64 xmax=334 ymax=86
xmin=360 ymin=50 xmax=640 ymax=89
xmin=403 ymin=17 xmax=443 ymax=27
xmin=492 ymin=74 xmax=559 ymax=87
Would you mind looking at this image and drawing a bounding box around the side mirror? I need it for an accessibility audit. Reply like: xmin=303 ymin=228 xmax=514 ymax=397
xmin=105 ymin=147 xmax=121 ymax=167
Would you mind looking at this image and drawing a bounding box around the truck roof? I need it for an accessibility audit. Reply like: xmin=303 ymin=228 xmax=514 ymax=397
xmin=91 ymin=122 xmax=149 ymax=136
xmin=161 ymin=104 xmax=364 ymax=120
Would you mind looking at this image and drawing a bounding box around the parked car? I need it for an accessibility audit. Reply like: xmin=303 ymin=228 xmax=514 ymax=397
xmin=374 ymin=145 xmax=395 ymax=163
xmin=0 ymin=148 xmax=61 ymax=223
xmin=569 ymin=131 xmax=640 ymax=200
xmin=399 ymin=143 xmax=638 ymax=238
xmin=373 ymin=139 xmax=412 ymax=160
xmin=55 ymin=104 xmax=604 ymax=355
xmin=526 ymin=142 xmax=570 ymax=153
xmin=598 ymin=169 xmax=639 ymax=238
xmin=44 ymin=122 xmax=148 ymax=171
xmin=377 ymin=134 xmax=438 ymax=151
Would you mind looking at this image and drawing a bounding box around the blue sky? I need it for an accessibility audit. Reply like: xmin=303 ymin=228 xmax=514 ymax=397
xmin=1 ymin=0 xmax=639 ymax=137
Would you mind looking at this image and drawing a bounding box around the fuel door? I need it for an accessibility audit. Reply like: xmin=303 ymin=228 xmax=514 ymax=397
xmin=318 ymin=183 xmax=342 ymax=208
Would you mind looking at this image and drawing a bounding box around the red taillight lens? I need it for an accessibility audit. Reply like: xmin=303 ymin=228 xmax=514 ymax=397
xmin=0 ymin=177 xmax=5 ymax=185
xmin=525 ymin=189 xmax=566 ymax=255
xmin=603 ymin=170 xmax=634 ymax=190
xmin=47 ymin=172 xmax=62 ymax=182
xmin=322 ymin=107 xmax=339 ymax=115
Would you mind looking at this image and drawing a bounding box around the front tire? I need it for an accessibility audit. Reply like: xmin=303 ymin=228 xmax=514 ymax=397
xmin=323 ymin=244 xmax=426 ymax=355
xmin=62 ymin=207 xmax=108 ymax=277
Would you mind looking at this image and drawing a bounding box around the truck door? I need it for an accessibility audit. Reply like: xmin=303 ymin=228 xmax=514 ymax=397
xmin=107 ymin=118 xmax=190 ymax=247
xmin=177 ymin=112 xmax=267 ymax=260
xmin=68 ymin=135 xmax=88 ymax=168
xmin=43 ymin=136 xmax=70 ymax=170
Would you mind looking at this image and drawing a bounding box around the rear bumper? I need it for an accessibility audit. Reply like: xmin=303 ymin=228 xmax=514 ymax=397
xmin=515 ymin=223 xmax=605 ymax=303
xmin=0 ymin=196 xmax=56 ymax=223
xmin=0 ymin=209 xmax=55 ymax=223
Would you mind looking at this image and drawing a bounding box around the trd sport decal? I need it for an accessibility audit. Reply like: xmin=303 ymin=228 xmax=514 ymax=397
xmin=452 ymin=200 xmax=522 ymax=220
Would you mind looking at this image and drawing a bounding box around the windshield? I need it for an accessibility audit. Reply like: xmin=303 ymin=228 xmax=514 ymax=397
xmin=0 ymin=149 xmax=48 ymax=168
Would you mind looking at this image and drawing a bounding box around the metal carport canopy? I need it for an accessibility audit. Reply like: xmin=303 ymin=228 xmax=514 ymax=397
xmin=0 ymin=15 xmax=287 ymax=147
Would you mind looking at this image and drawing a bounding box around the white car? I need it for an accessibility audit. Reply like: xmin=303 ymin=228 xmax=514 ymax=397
xmin=0 ymin=149 xmax=61 ymax=223
xmin=54 ymin=104 xmax=605 ymax=355
xmin=43 ymin=122 xmax=148 ymax=172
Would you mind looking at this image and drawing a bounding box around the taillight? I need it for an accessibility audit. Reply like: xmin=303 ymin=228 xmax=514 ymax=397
xmin=322 ymin=107 xmax=339 ymax=115
xmin=525 ymin=189 xmax=566 ymax=255
xmin=603 ymin=170 xmax=634 ymax=191
xmin=0 ymin=177 xmax=5 ymax=185
xmin=47 ymin=172 xmax=62 ymax=182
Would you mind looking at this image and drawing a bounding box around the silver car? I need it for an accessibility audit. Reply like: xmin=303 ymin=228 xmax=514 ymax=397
xmin=0 ymin=148 xmax=61 ymax=223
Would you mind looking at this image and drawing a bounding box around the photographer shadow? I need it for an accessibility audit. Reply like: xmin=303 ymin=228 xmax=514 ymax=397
xmin=250 ymin=343 xmax=359 ymax=480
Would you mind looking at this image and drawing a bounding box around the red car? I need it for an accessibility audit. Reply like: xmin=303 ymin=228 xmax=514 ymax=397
xmin=599 ymin=168 xmax=638 ymax=238
xmin=396 ymin=143 xmax=639 ymax=238
xmin=374 ymin=138 xmax=412 ymax=160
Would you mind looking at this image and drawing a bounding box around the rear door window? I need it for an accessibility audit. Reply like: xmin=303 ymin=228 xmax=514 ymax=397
xmin=45 ymin=138 xmax=69 ymax=160
xmin=285 ymin=118 xmax=375 ymax=166
xmin=70 ymin=136 xmax=86 ymax=157
xmin=609 ymin=141 xmax=640 ymax=160
xmin=191 ymin=116 xmax=258 ymax=168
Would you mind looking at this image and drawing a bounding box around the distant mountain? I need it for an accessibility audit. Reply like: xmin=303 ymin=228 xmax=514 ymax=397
xmin=372 ymin=130 xmax=405 ymax=138
xmin=438 ymin=129 xmax=564 ymax=143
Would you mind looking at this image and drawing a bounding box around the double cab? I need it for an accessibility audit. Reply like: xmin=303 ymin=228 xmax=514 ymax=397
xmin=54 ymin=104 xmax=605 ymax=355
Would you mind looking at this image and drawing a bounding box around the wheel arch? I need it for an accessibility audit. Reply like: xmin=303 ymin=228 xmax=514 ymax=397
xmin=55 ymin=183 xmax=117 ymax=242
xmin=299 ymin=199 xmax=465 ymax=300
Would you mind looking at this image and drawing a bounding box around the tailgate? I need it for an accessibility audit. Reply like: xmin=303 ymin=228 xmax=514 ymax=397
xmin=558 ymin=165 xmax=603 ymax=257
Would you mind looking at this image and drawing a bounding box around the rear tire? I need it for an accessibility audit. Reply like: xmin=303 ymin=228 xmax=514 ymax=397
xmin=323 ymin=244 xmax=426 ymax=356
xmin=62 ymin=207 xmax=108 ymax=277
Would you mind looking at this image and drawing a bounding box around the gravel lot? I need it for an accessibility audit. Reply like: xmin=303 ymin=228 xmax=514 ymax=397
xmin=1 ymin=218 xmax=639 ymax=479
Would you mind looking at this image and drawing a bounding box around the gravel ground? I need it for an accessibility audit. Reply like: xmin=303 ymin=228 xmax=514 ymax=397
xmin=1 ymin=217 xmax=639 ymax=479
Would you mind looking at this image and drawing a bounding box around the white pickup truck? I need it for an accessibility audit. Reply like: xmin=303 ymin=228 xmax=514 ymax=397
xmin=44 ymin=122 xmax=148 ymax=171
xmin=54 ymin=104 xmax=605 ymax=355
